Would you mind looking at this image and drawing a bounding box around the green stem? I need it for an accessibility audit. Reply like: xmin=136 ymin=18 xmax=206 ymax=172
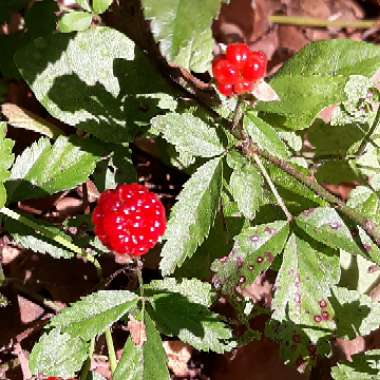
xmin=105 ymin=328 xmax=117 ymax=374
xmin=136 ymin=258 xmax=145 ymax=313
xmin=252 ymin=153 xmax=293 ymax=222
xmin=0 ymin=207 xmax=102 ymax=279
xmin=269 ymin=15 xmax=377 ymax=29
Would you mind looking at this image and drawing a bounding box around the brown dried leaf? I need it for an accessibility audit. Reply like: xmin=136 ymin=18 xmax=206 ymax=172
xmin=127 ymin=315 xmax=147 ymax=347
xmin=163 ymin=340 xmax=192 ymax=378
xmin=1 ymin=103 xmax=62 ymax=138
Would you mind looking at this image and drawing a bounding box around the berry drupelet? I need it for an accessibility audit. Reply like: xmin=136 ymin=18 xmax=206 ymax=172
xmin=92 ymin=184 xmax=167 ymax=256
xmin=212 ymin=42 xmax=267 ymax=97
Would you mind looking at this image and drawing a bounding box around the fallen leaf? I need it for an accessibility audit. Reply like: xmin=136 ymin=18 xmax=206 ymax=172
xmin=163 ymin=340 xmax=193 ymax=378
xmin=127 ymin=315 xmax=147 ymax=347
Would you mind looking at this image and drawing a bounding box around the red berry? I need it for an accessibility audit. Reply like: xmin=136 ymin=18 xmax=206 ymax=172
xmin=226 ymin=43 xmax=252 ymax=69
xmin=242 ymin=51 xmax=267 ymax=81
xmin=216 ymin=82 xmax=234 ymax=97
xmin=212 ymin=55 xmax=240 ymax=85
xmin=93 ymin=184 xmax=166 ymax=256
xmin=233 ymin=80 xmax=253 ymax=95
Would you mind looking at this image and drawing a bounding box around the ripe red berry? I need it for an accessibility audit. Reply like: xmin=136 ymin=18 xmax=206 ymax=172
xmin=216 ymin=82 xmax=234 ymax=97
xmin=93 ymin=184 xmax=166 ymax=256
xmin=226 ymin=43 xmax=252 ymax=69
xmin=242 ymin=51 xmax=267 ymax=81
xmin=212 ymin=56 xmax=240 ymax=85
xmin=234 ymin=81 xmax=253 ymax=95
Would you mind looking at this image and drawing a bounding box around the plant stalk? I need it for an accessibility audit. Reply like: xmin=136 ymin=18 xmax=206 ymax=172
xmin=105 ymin=328 xmax=117 ymax=374
xmin=0 ymin=207 xmax=103 ymax=279
xmin=252 ymin=153 xmax=293 ymax=222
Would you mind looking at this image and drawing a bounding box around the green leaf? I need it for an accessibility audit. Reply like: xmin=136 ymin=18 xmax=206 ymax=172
xmin=141 ymin=0 xmax=226 ymax=72
xmin=316 ymin=160 xmax=360 ymax=185
xmin=211 ymin=221 xmax=289 ymax=297
xmin=49 ymin=290 xmax=138 ymax=341
xmin=148 ymin=291 xmax=234 ymax=353
xmin=295 ymin=207 xmax=364 ymax=256
xmin=151 ymin=113 xmax=225 ymax=158
xmin=113 ymin=312 xmax=170 ymax=380
xmin=5 ymin=216 xmax=75 ymax=259
xmin=347 ymin=175 xmax=380 ymax=227
xmin=15 ymin=27 xmax=176 ymax=143
xmin=331 ymin=286 xmax=380 ymax=339
xmin=58 ymin=11 xmax=93 ymax=33
xmin=29 ymin=328 xmax=89 ymax=378
xmin=257 ymin=40 xmax=380 ymax=130
xmin=244 ymin=112 xmax=289 ymax=159
xmin=160 ymin=156 xmax=223 ymax=276
xmin=267 ymin=164 xmax=326 ymax=210
xmin=93 ymin=0 xmax=113 ymax=14
xmin=7 ymin=135 xmax=102 ymax=202
xmin=147 ymin=278 xmax=213 ymax=307
xmin=272 ymin=233 xmax=340 ymax=341
xmin=76 ymin=0 xmax=92 ymax=12
xmin=277 ymin=40 xmax=380 ymax=78
xmin=229 ymin=164 xmax=263 ymax=220
xmin=0 ymin=123 xmax=14 ymax=208
xmin=331 ymin=349 xmax=380 ymax=380
xmin=257 ymin=75 xmax=347 ymax=131
xmin=308 ymin=119 xmax=364 ymax=158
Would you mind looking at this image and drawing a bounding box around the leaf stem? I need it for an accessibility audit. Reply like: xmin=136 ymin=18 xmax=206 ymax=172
xmin=269 ymin=15 xmax=378 ymax=29
xmin=252 ymin=153 xmax=292 ymax=222
xmin=136 ymin=258 xmax=145 ymax=313
xmin=0 ymin=207 xmax=103 ymax=279
xmin=105 ymin=328 xmax=117 ymax=374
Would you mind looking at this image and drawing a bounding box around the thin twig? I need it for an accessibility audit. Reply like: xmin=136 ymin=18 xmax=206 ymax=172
xmin=269 ymin=15 xmax=379 ymax=29
xmin=252 ymin=153 xmax=293 ymax=222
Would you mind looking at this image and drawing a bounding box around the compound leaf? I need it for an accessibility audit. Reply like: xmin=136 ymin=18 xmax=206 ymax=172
xmin=160 ymin=156 xmax=223 ymax=276
xmin=29 ymin=328 xmax=89 ymax=378
xmin=49 ymin=290 xmax=138 ymax=341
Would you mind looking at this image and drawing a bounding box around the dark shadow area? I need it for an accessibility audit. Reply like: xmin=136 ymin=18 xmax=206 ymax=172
xmin=330 ymin=289 xmax=371 ymax=340
xmin=146 ymin=291 xmax=227 ymax=341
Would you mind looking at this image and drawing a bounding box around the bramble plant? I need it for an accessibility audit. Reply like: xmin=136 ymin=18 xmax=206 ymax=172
xmin=2 ymin=0 xmax=380 ymax=379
